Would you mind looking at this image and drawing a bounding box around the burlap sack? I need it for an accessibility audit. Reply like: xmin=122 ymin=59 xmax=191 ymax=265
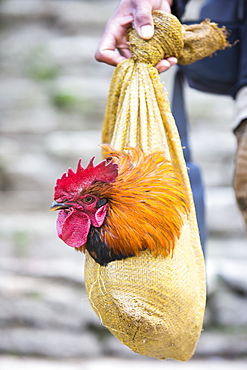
xmin=84 ymin=11 xmax=228 ymax=361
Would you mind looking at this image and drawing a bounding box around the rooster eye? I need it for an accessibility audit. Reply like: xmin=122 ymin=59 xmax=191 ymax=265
xmin=82 ymin=196 xmax=95 ymax=204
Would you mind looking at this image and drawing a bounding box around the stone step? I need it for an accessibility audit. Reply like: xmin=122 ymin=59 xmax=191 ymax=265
xmin=0 ymin=233 xmax=247 ymax=360
xmin=0 ymin=187 xmax=245 ymax=236
xmin=206 ymin=187 xmax=246 ymax=237
xmin=0 ymin=357 xmax=247 ymax=370
xmin=0 ymin=0 xmax=115 ymax=29
xmin=0 ymin=128 xmax=238 ymax=197
xmin=0 ymin=0 xmax=246 ymax=363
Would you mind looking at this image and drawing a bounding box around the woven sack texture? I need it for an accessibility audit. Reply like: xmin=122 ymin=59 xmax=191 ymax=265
xmin=84 ymin=11 xmax=228 ymax=361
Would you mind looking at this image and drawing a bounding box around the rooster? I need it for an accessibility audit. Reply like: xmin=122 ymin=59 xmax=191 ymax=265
xmin=50 ymin=145 xmax=189 ymax=266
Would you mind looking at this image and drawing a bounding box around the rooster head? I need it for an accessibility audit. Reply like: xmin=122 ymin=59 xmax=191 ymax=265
xmin=51 ymin=145 xmax=190 ymax=265
xmin=50 ymin=156 xmax=118 ymax=249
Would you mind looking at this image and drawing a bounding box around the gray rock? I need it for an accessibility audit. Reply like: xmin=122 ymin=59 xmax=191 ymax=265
xmin=190 ymin=130 xmax=236 ymax=187
xmin=44 ymin=130 xmax=102 ymax=159
xmin=0 ymin=0 xmax=115 ymax=29
xmin=206 ymin=187 xmax=246 ymax=237
xmin=0 ymin=328 xmax=102 ymax=358
xmin=2 ymin=357 xmax=247 ymax=370
xmin=0 ymin=0 xmax=246 ymax=361
xmin=0 ymin=79 xmax=48 ymax=113
xmin=212 ymin=288 xmax=247 ymax=326
xmin=196 ymin=330 xmax=247 ymax=357
xmin=0 ymin=0 xmax=56 ymax=21
xmin=0 ymin=288 xmax=100 ymax=332
xmin=102 ymin=335 xmax=143 ymax=359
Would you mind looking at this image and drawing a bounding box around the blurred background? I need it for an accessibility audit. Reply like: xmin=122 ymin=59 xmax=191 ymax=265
xmin=0 ymin=0 xmax=246 ymax=369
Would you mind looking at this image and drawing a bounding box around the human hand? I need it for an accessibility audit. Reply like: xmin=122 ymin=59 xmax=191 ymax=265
xmin=95 ymin=0 xmax=177 ymax=73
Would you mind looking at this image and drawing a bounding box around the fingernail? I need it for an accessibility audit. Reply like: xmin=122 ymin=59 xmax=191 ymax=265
xmin=140 ymin=25 xmax=153 ymax=39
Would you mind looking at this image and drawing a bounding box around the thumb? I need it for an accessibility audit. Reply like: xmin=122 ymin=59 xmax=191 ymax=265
xmin=133 ymin=4 xmax=154 ymax=39
xmin=139 ymin=24 xmax=154 ymax=39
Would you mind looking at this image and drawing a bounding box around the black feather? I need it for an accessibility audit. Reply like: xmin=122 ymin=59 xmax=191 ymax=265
xmin=86 ymin=226 xmax=134 ymax=266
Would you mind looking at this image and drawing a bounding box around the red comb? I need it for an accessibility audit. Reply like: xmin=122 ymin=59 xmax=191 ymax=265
xmin=54 ymin=157 xmax=118 ymax=199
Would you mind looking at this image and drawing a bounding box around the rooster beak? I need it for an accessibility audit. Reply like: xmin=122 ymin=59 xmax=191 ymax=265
xmin=50 ymin=201 xmax=70 ymax=211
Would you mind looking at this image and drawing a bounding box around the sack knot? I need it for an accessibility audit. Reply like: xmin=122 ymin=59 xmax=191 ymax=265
xmin=127 ymin=11 xmax=183 ymax=65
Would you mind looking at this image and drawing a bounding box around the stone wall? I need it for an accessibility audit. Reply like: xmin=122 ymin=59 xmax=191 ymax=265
xmin=0 ymin=0 xmax=246 ymax=362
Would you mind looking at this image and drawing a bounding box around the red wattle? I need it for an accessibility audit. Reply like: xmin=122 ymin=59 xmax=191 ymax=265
xmin=56 ymin=209 xmax=90 ymax=248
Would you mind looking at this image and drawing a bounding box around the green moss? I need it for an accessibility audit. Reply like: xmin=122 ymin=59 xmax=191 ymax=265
xmin=30 ymin=64 xmax=58 ymax=81
xmin=26 ymin=45 xmax=60 ymax=81
xmin=52 ymin=90 xmax=80 ymax=109
xmin=87 ymin=323 xmax=111 ymax=342
xmin=50 ymin=88 xmax=97 ymax=114
xmin=13 ymin=230 xmax=29 ymax=257
xmin=206 ymin=324 xmax=247 ymax=335
xmin=27 ymin=290 xmax=43 ymax=300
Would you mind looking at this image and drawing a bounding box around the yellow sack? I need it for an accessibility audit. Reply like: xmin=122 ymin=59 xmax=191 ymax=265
xmin=84 ymin=11 xmax=228 ymax=361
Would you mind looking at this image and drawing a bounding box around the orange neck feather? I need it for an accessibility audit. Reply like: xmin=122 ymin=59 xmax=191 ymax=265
xmin=92 ymin=146 xmax=190 ymax=258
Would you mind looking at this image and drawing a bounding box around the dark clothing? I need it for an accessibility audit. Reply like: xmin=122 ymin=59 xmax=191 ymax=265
xmin=172 ymin=0 xmax=247 ymax=247
xmin=171 ymin=0 xmax=188 ymax=19
xmin=173 ymin=0 xmax=247 ymax=97
xmin=200 ymin=0 xmax=246 ymax=22
xmin=171 ymin=70 xmax=206 ymax=249
xmin=171 ymin=0 xmax=247 ymax=248
xmin=173 ymin=0 xmax=247 ymax=21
